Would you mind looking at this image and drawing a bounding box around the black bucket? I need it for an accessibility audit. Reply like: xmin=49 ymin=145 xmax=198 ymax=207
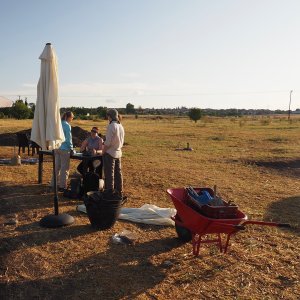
xmin=84 ymin=190 xmax=122 ymax=230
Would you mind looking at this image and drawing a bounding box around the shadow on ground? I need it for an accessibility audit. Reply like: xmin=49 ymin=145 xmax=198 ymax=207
xmin=2 ymin=236 xmax=181 ymax=299
xmin=245 ymin=158 xmax=300 ymax=178
xmin=1 ymin=224 xmax=93 ymax=253
xmin=0 ymin=183 xmax=75 ymax=216
xmin=1 ymin=182 xmax=182 ymax=299
xmin=264 ymin=195 xmax=300 ymax=236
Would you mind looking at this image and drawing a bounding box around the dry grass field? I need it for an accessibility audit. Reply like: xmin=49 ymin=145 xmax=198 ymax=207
xmin=0 ymin=115 xmax=300 ymax=299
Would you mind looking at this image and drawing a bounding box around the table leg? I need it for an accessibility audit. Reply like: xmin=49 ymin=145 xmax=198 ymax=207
xmin=38 ymin=152 xmax=44 ymax=184
xmin=99 ymin=157 xmax=103 ymax=179
xmin=82 ymin=159 xmax=89 ymax=178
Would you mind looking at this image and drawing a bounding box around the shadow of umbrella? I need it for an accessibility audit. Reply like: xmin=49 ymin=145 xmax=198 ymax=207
xmin=2 ymin=237 xmax=181 ymax=299
xmin=31 ymin=43 xmax=73 ymax=228
xmin=264 ymin=195 xmax=300 ymax=235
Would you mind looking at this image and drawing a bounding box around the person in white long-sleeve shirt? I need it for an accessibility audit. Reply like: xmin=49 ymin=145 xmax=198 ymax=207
xmin=102 ymin=108 xmax=125 ymax=196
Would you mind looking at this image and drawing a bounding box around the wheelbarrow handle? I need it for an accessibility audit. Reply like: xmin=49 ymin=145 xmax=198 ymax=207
xmin=234 ymin=225 xmax=246 ymax=230
xmin=277 ymin=223 xmax=291 ymax=228
xmin=209 ymin=222 xmax=245 ymax=232
xmin=241 ymin=220 xmax=291 ymax=228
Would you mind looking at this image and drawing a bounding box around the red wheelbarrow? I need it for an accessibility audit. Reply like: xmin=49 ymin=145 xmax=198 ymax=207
xmin=167 ymin=187 xmax=291 ymax=256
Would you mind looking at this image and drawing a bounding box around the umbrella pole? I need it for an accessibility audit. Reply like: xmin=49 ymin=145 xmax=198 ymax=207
xmin=39 ymin=149 xmax=74 ymax=228
xmin=53 ymin=149 xmax=59 ymax=215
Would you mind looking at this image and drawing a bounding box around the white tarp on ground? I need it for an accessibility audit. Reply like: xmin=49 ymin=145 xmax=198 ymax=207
xmin=31 ymin=43 xmax=65 ymax=150
xmin=77 ymin=204 xmax=176 ymax=226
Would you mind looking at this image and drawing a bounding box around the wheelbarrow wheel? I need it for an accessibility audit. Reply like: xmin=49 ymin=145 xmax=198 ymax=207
xmin=175 ymin=215 xmax=192 ymax=243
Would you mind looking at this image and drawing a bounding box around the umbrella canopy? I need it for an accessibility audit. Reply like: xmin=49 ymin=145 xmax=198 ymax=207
xmin=31 ymin=43 xmax=65 ymax=150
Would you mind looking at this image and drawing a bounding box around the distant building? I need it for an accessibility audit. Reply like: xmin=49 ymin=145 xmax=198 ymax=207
xmin=0 ymin=96 xmax=13 ymax=108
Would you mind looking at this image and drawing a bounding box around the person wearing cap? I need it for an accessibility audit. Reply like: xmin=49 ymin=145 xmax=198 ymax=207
xmin=77 ymin=126 xmax=104 ymax=177
xmin=102 ymin=108 xmax=125 ymax=196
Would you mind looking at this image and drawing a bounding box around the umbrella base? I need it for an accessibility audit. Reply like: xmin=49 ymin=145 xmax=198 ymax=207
xmin=40 ymin=213 xmax=74 ymax=228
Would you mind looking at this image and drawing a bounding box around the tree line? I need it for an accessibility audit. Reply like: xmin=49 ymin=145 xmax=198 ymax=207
xmin=0 ymin=100 xmax=136 ymax=120
xmin=0 ymin=99 xmax=294 ymax=121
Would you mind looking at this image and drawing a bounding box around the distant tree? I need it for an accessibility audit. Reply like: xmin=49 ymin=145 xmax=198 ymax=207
xmin=0 ymin=107 xmax=12 ymax=118
xmin=126 ymin=103 xmax=135 ymax=114
xmin=96 ymin=106 xmax=107 ymax=119
xmin=15 ymin=99 xmax=24 ymax=104
xmin=188 ymin=108 xmax=202 ymax=123
xmin=77 ymin=114 xmax=92 ymax=120
xmin=137 ymin=105 xmax=144 ymax=115
xmin=28 ymin=103 xmax=35 ymax=113
xmin=118 ymin=108 xmax=126 ymax=115
xmin=11 ymin=101 xmax=32 ymax=119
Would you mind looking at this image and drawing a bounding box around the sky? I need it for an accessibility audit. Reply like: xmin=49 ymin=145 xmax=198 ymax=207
xmin=0 ymin=0 xmax=300 ymax=110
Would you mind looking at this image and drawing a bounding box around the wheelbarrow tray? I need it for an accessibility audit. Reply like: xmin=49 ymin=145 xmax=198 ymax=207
xmin=185 ymin=187 xmax=240 ymax=219
xmin=168 ymin=187 xmax=247 ymax=234
xmin=167 ymin=187 xmax=247 ymax=255
xmin=167 ymin=187 xmax=291 ymax=256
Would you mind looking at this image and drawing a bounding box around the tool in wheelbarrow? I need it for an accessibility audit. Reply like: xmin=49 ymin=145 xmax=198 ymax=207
xmin=167 ymin=187 xmax=291 ymax=256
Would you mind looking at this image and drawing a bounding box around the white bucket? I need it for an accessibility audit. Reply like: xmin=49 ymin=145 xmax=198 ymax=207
xmin=99 ymin=179 xmax=104 ymax=190
xmin=11 ymin=155 xmax=21 ymax=166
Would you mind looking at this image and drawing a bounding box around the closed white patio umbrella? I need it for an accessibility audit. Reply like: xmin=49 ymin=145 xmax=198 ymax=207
xmin=31 ymin=43 xmax=65 ymax=150
xmin=31 ymin=43 xmax=73 ymax=228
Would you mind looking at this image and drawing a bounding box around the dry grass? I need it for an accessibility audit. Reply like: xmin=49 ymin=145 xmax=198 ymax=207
xmin=0 ymin=115 xmax=300 ymax=299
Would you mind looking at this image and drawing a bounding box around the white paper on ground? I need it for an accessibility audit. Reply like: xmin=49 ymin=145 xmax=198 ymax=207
xmin=76 ymin=203 xmax=176 ymax=226
xmin=77 ymin=204 xmax=87 ymax=213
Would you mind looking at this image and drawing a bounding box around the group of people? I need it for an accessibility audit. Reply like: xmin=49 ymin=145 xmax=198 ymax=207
xmin=51 ymin=108 xmax=125 ymax=197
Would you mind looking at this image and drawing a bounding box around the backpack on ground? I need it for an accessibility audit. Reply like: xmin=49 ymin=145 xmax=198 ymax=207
xmin=63 ymin=177 xmax=83 ymax=199
xmin=83 ymin=171 xmax=100 ymax=194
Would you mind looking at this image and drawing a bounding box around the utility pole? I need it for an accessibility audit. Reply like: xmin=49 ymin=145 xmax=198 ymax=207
xmin=288 ymin=90 xmax=293 ymax=120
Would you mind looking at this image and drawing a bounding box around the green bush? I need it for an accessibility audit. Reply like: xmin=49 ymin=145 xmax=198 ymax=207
xmin=188 ymin=108 xmax=202 ymax=123
xmin=11 ymin=101 xmax=32 ymax=119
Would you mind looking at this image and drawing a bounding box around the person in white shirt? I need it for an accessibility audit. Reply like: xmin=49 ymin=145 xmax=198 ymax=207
xmin=102 ymin=108 xmax=125 ymax=196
